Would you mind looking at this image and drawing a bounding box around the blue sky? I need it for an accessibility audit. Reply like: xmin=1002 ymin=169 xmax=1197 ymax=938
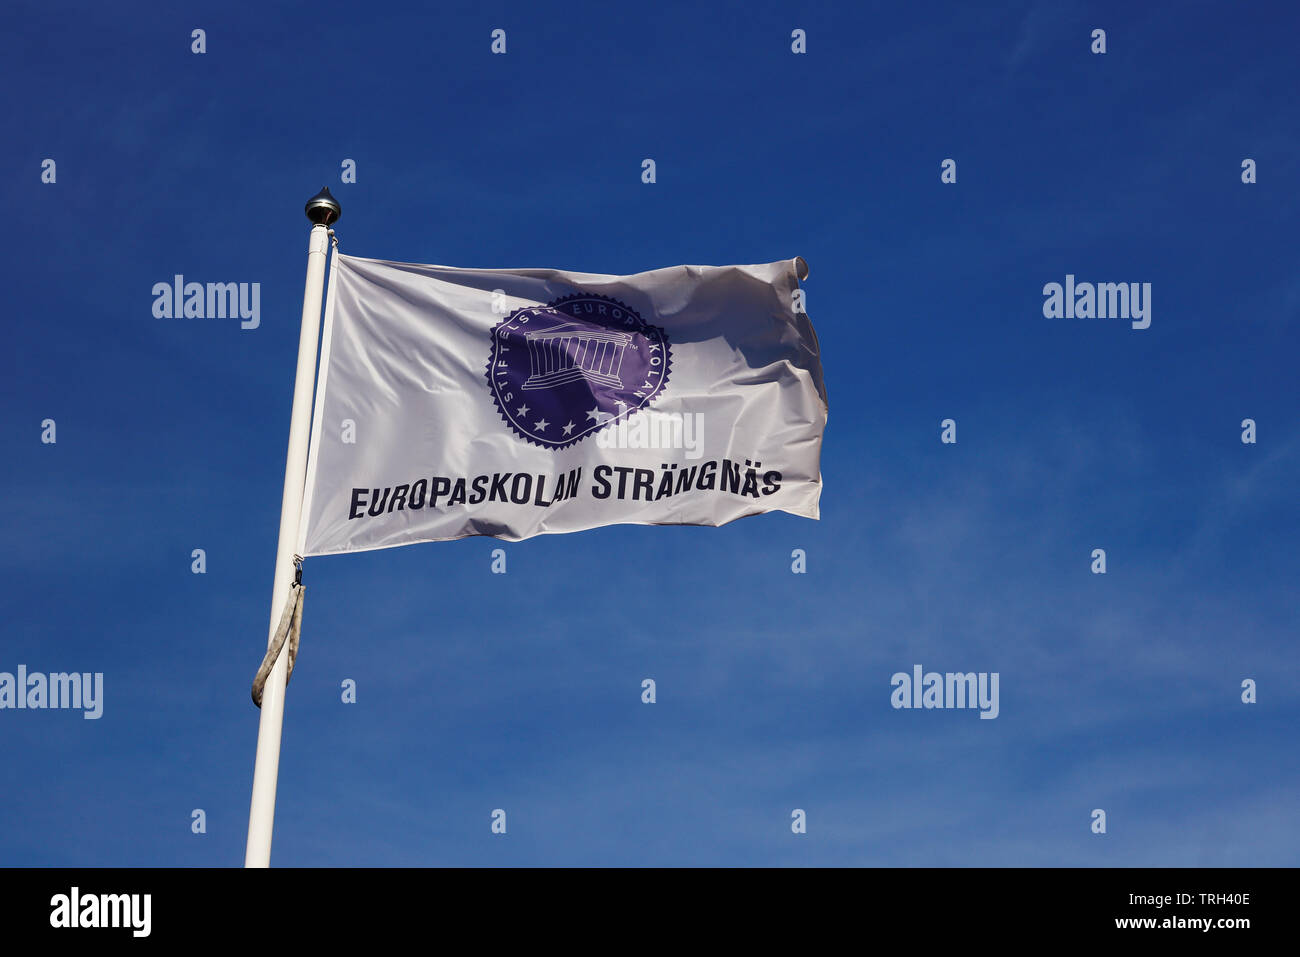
xmin=1 ymin=0 xmax=1296 ymax=865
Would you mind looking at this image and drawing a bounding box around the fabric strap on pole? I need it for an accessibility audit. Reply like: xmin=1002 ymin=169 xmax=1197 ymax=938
xmin=251 ymin=579 xmax=304 ymax=708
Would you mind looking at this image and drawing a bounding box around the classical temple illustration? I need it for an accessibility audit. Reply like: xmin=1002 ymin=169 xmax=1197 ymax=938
xmin=521 ymin=322 xmax=634 ymax=390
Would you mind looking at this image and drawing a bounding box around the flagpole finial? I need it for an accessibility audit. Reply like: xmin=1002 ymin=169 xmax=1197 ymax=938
xmin=305 ymin=186 xmax=341 ymax=226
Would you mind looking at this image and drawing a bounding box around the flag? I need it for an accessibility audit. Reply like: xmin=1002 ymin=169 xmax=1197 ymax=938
xmin=297 ymin=252 xmax=828 ymax=555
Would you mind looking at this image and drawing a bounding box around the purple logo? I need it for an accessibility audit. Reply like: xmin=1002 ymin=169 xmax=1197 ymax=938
xmin=487 ymin=293 xmax=671 ymax=449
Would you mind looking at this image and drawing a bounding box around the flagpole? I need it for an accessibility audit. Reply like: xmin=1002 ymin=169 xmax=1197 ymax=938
xmin=244 ymin=187 xmax=341 ymax=868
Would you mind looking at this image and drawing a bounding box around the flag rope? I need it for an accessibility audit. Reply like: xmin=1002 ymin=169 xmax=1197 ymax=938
xmin=251 ymin=562 xmax=304 ymax=708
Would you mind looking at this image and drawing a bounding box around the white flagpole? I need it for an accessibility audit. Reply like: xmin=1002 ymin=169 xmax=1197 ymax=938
xmin=244 ymin=188 xmax=341 ymax=868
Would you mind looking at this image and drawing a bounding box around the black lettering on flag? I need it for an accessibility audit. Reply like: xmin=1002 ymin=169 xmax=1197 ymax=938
xmin=592 ymin=465 xmax=612 ymax=499
xmin=633 ymin=469 xmax=654 ymax=501
xmin=509 ymin=473 xmax=531 ymax=504
xmin=388 ymin=484 xmax=409 ymax=512
xmin=655 ymin=468 xmax=674 ymax=500
xmin=349 ymin=488 xmax=368 ymax=519
xmin=613 ymin=466 xmax=633 ymax=499
xmin=409 ymin=479 xmax=428 ymax=509
xmin=721 ymin=459 xmax=741 ymax=494
xmin=429 ymin=477 xmax=451 ymax=507
xmin=448 ymin=478 xmax=467 ymax=506
xmin=564 ymin=467 xmax=582 ymax=500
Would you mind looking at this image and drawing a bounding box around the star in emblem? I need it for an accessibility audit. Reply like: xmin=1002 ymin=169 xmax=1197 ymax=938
xmin=586 ymin=407 xmax=602 ymax=423
xmin=516 ymin=404 xmax=530 ymax=417
xmin=534 ymin=418 xmax=550 ymax=432
xmin=562 ymin=421 xmax=575 ymax=435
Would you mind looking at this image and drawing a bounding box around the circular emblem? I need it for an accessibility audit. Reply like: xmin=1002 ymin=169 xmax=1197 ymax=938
xmin=486 ymin=293 xmax=671 ymax=448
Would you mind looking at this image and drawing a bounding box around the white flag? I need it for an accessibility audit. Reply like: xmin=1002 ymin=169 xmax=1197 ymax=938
xmin=297 ymin=252 xmax=828 ymax=555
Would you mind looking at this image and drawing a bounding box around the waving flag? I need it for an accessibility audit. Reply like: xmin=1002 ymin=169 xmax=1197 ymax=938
xmin=297 ymin=252 xmax=828 ymax=555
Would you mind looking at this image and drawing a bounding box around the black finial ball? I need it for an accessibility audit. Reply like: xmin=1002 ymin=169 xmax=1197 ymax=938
xmin=305 ymin=186 xmax=341 ymax=226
